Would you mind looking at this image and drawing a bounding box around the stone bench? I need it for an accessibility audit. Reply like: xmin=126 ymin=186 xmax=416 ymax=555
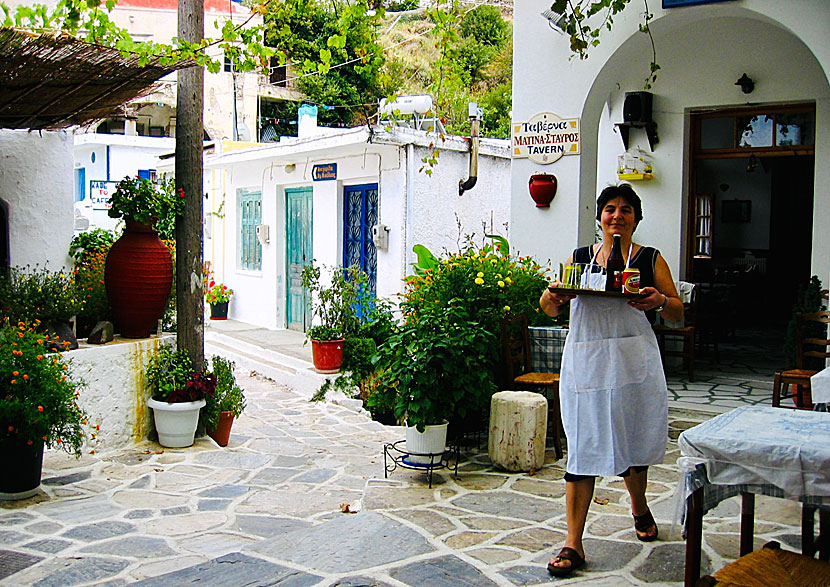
xmin=488 ymin=390 xmax=547 ymax=472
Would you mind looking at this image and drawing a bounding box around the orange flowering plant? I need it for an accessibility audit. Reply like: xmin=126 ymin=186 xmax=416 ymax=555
xmin=70 ymin=229 xmax=116 ymax=331
xmin=205 ymin=281 xmax=234 ymax=305
xmin=0 ymin=320 xmax=90 ymax=456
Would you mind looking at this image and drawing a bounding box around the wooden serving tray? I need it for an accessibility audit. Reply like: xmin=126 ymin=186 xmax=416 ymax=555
xmin=547 ymin=286 xmax=646 ymax=300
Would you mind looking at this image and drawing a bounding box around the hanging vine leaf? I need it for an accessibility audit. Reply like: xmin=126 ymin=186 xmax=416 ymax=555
xmin=550 ymin=0 xmax=659 ymax=89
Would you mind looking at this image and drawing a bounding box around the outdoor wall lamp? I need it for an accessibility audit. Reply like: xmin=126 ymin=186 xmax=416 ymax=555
xmin=735 ymin=73 xmax=754 ymax=94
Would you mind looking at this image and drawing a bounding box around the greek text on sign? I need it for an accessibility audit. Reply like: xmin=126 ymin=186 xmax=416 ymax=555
xmin=89 ymin=180 xmax=118 ymax=210
xmin=312 ymin=163 xmax=337 ymax=181
xmin=512 ymin=112 xmax=580 ymax=164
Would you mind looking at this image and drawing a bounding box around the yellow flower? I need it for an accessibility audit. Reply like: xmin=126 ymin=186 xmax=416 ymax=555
xmin=503 ymin=305 xmax=511 ymax=312
xmin=497 ymin=280 xmax=505 ymax=287
xmin=476 ymin=272 xmax=484 ymax=278
xmin=474 ymin=277 xmax=484 ymax=285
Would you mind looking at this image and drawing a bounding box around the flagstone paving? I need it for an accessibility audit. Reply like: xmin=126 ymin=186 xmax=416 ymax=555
xmin=0 ymin=323 xmax=809 ymax=585
xmin=0 ymin=365 xmax=809 ymax=587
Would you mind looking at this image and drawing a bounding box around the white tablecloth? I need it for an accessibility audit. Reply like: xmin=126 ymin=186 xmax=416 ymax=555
xmin=811 ymin=367 xmax=830 ymax=404
xmin=678 ymin=405 xmax=830 ymax=498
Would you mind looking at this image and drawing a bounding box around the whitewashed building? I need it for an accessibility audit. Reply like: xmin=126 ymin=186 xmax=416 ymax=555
xmin=200 ymin=122 xmax=511 ymax=330
xmin=511 ymin=1 xmax=830 ymax=325
xmin=0 ymin=130 xmax=75 ymax=271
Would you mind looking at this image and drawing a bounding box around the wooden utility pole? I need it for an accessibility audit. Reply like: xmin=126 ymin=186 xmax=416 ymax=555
xmin=175 ymin=0 xmax=205 ymax=367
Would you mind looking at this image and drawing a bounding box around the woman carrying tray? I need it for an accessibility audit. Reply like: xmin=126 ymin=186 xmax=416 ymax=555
xmin=539 ymin=183 xmax=683 ymax=577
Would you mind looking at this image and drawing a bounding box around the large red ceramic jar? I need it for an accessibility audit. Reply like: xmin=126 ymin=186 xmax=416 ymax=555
xmin=105 ymin=221 xmax=173 ymax=338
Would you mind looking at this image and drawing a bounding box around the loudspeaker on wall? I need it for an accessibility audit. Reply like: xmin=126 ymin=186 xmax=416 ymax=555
xmin=623 ymin=92 xmax=653 ymax=123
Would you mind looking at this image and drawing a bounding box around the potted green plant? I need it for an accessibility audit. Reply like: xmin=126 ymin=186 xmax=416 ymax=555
xmin=205 ymin=281 xmax=234 ymax=320
xmin=0 ymin=264 xmax=85 ymax=350
xmin=202 ymin=355 xmax=246 ymax=447
xmin=0 ymin=320 xmax=90 ymax=499
xmin=370 ymin=303 xmax=496 ymax=464
xmin=144 ymin=343 xmax=215 ymax=448
xmin=300 ymin=263 xmax=369 ymax=373
xmin=104 ymin=176 xmax=185 ymax=339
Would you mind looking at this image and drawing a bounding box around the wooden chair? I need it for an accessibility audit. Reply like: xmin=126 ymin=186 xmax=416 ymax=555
xmin=695 ymin=541 xmax=830 ymax=587
xmin=772 ymin=311 xmax=830 ymax=410
xmin=653 ymin=284 xmax=696 ymax=382
xmin=500 ymin=313 xmax=563 ymax=460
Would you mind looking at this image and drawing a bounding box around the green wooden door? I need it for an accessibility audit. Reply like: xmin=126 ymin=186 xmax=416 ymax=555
xmin=286 ymin=187 xmax=312 ymax=331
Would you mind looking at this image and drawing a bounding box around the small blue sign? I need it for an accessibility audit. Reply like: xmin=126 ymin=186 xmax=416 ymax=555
xmin=312 ymin=163 xmax=337 ymax=181
xmin=663 ymin=0 xmax=733 ymax=7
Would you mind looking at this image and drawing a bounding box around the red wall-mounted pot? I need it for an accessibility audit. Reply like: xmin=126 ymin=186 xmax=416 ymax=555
xmin=529 ymin=174 xmax=557 ymax=207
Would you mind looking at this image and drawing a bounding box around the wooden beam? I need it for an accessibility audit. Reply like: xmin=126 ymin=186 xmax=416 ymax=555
xmin=175 ymin=0 xmax=205 ymax=368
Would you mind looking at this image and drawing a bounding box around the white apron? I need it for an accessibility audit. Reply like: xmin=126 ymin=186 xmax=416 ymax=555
xmin=559 ymin=290 xmax=668 ymax=477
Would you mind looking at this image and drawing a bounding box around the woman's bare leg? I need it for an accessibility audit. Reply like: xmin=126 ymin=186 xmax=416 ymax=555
xmin=624 ymin=468 xmax=657 ymax=539
xmin=549 ymin=477 xmax=594 ymax=569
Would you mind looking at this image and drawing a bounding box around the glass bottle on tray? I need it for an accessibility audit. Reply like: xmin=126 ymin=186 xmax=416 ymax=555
xmin=605 ymin=234 xmax=624 ymax=292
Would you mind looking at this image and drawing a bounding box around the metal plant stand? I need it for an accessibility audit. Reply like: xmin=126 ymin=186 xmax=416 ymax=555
xmin=383 ymin=440 xmax=459 ymax=488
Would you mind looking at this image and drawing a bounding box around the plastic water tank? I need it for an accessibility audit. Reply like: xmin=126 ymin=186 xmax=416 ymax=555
xmin=379 ymin=95 xmax=433 ymax=115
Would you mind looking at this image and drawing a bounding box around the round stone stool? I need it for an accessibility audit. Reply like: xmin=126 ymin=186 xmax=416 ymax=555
xmin=488 ymin=390 xmax=548 ymax=472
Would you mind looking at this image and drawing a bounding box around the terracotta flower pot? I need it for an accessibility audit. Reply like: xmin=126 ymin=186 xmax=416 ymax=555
xmin=529 ymin=174 xmax=557 ymax=207
xmin=105 ymin=221 xmax=173 ymax=338
xmin=311 ymin=339 xmax=345 ymax=373
xmin=207 ymin=411 xmax=235 ymax=447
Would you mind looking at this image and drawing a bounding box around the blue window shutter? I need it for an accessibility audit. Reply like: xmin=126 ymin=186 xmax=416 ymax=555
xmin=75 ymin=168 xmax=86 ymax=202
xmin=239 ymin=189 xmax=262 ymax=270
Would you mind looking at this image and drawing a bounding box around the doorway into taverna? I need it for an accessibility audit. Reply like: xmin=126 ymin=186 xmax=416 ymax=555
xmin=686 ymin=103 xmax=816 ymax=375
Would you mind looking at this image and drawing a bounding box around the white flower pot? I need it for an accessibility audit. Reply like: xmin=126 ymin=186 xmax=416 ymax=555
xmin=147 ymin=398 xmax=206 ymax=448
xmin=404 ymin=420 xmax=449 ymax=465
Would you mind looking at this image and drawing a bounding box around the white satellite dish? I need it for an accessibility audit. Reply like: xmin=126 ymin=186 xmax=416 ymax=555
xmin=236 ymin=122 xmax=252 ymax=142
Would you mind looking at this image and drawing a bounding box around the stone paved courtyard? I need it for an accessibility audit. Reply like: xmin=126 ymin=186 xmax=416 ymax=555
xmin=0 ymin=366 xmax=809 ymax=586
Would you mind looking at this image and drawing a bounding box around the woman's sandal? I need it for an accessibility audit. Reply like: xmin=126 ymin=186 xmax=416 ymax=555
xmin=633 ymin=509 xmax=659 ymax=542
xmin=547 ymin=546 xmax=586 ymax=577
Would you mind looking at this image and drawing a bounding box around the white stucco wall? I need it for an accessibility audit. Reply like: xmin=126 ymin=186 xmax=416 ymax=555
xmin=0 ymin=129 xmax=74 ymax=270
xmin=512 ymin=1 xmax=830 ymax=284
xmin=67 ymin=335 xmax=176 ymax=450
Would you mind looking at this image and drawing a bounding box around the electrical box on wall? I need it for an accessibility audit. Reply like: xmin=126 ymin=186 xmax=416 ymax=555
xmin=255 ymin=224 xmax=270 ymax=245
xmin=372 ymin=223 xmax=389 ymax=250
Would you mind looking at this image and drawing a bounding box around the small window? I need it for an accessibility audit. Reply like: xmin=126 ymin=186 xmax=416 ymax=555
xmin=700 ymin=117 xmax=733 ymax=150
xmin=737 ymin=115 xmax=773 ymax=148
xmin=269 ymin=57 xmax=287 ymax=87
xmin=224 ymin=54 xmax=233 ymax=73
xmin=776 ymin=112 xmax=814 ymax=147
xmin=239 ymin=189 xmax=262 ymax=271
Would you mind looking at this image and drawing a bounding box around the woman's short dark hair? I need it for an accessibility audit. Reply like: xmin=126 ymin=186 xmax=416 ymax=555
xmin=596 ymin=184 xmax=643 ymax=224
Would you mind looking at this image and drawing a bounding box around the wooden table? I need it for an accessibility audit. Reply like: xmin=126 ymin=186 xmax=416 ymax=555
xmin=678 ymin=405 xmax=830 ymax=586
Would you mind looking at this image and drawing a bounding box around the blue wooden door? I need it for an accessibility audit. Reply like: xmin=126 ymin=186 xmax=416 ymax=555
xmin=344 ymin=183 xmax=378 ymax=293
xmin=286 ymin=187 xmax=312 ymax=331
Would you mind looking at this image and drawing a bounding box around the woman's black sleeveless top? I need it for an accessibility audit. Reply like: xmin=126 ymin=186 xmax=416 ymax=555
xmin=573 ymin=245 xmax=660 ymax=324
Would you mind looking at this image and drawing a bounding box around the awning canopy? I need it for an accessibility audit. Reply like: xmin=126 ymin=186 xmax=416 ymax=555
xmin=0 ymin=27 xmax=193 ymax=131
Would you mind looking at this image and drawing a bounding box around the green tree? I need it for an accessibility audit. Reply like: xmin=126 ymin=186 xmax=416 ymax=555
xmin=459 ymin=4 xmax=508 ymax=47
xmin=265 ymin=0 xmax=388 ymax=128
